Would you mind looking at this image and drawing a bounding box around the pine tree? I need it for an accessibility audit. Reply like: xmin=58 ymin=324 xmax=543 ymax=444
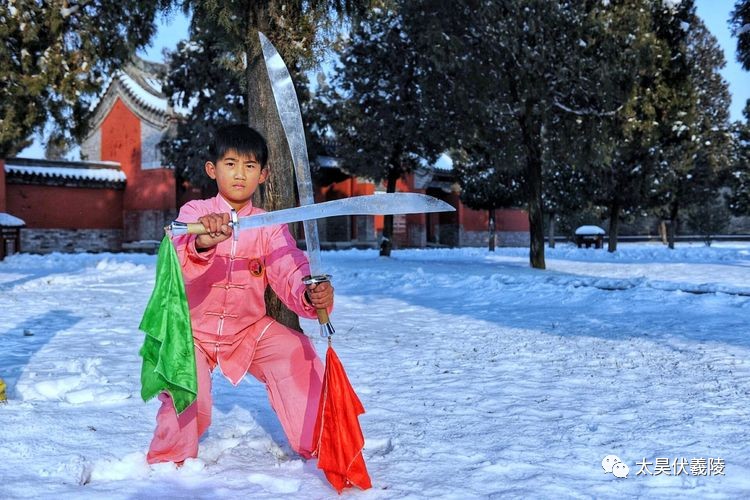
xmin=731 ymin=0 xmax=750 ymax=70
xmin=726 ymin=101 xmax=750 ymax=215
xmin=647 ymin=0 xmax=697 ymax=248
xmin=541 ymin=107 xmax=607 ymax=249
xmin=162 ymin=0 xmax=369 ymax=329
xmin=646 ymin=5 xmax=731 ymax=248
xmin=588 ymin=0 xmax=686 ymax=252
xmin=159 ymin=14 xmax=247 ymax=200
xmin=433 ymin=0 xmax=656 ymax=264
xmin=454 ymin=150 xmax=524 ymax=252
xmin=0 ymin=0 xmax=170 ymax=157
xmin=543 ymin=162 xmax=593 ymax=249
xmin=676 ymin=20 xmax=731 ymax=242
xmin=315 ymin=3 xmax=445 ymax=256
xmin=686 ymin=197 xmax=731 ymax=245
xmin=730 ymin=1 xmax=750 ymax=214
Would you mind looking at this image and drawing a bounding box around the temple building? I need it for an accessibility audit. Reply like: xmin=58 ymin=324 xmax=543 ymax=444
xmin=0 ymin=56 xmax=528 ymax=255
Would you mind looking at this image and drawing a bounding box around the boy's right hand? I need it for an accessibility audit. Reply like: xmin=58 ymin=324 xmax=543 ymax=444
xmin=195 ymin=213 xmax=233 ymax=250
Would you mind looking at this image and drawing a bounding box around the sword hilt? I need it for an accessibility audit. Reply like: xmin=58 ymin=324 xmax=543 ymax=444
xmin=303 ymin=274 xmax=335 ymax=338
xmin=165 ymin=221 xmax=237 ymax=236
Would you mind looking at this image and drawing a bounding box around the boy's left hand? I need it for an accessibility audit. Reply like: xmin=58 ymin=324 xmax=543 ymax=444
xmin=306 ymin=281 xmax=334 ymax=309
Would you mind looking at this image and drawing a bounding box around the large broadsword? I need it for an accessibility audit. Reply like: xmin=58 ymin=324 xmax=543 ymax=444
xmin=168 ymin=192 xmax=454 ymax=235
xmin=259 ymin=31 xmax=336 ymax=336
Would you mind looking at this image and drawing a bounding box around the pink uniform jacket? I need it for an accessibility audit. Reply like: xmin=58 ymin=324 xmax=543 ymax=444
xmin=172 ymin=195 xmax=327 ymax=384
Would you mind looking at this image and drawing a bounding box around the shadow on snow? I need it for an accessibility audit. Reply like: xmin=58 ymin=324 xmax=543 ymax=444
xmin=0 ymin=309 xmax=83 ymax=398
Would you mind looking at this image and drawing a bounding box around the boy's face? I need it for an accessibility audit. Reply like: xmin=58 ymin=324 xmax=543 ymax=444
xmin=205 ymin=150 xmax=268 ymax=210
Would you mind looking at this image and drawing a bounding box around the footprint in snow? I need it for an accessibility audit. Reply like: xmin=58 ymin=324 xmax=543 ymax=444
xmin=247 ymin=473 xmax=301 ymax=493
xmin=366 ymin=437 xmax=394 ymax=457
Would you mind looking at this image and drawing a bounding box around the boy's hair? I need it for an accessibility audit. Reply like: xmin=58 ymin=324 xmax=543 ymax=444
xmin=209 ymin=124 xmax=269 ymax=167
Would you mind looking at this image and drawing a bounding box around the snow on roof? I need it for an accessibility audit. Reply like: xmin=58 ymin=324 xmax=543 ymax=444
xmin=118 ymin=72 xmax=168 ymax=115
xmin=0 ymin=212 xmax=25 ymax=227
xmin=87 ymin=75 xmax=114 ymax=113
xmin=417 ymin=152 xmax=454 ymax=172
xmin=88 ymin=58 xmax=190 ymax=119
xmin=316 ymin=155 xmax=340 ymax=168
xmin=433 ymin=153 xmax=454 ymax=172
xmin=575 ymin=225 xmax=606 ymax=235
xmin=5 ymin=161 xmax=126 ymax=183
xmin=143 ymin=76 xmax=163 ymax=94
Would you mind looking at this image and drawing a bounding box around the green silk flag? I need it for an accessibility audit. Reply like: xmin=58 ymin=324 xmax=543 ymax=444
xmin=139 ymin=235 xmax=197 ymax=414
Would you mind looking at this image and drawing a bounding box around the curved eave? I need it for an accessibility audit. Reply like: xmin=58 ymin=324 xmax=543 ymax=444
xmin=86 ymin=73 xmax=186 ymax=136
xmin=6 ymin=172 xmax=126 ymax=190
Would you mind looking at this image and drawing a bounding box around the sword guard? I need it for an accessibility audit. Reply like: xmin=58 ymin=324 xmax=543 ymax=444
xmin=302 ymin=274 xmax=332 ymax=286
xmin=166 ymin=221 xmax=188 ymax=236
xmin=230 ymin=209 xmax=239 ymax=241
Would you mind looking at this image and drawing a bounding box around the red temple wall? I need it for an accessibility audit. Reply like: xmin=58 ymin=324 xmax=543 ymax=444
xmin=100 ymin=99 xmax=174 ymax=212
xmin=6 ymin=185 xmax=123 ymax=229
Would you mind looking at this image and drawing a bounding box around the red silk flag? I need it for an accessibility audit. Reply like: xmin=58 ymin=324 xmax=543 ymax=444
xmin=312 ymin=345 xmax=372 ymax=493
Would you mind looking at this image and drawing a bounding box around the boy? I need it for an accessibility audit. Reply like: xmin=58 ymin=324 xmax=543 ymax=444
xmin=147 ymin=124 xmax=333 ymax=465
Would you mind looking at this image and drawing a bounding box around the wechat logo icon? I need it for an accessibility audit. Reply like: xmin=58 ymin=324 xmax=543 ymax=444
xmin=602 ymin=455 xmax=629 ymax=479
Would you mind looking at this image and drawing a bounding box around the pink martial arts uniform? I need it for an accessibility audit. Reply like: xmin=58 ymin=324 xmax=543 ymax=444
xmin=146 ymin=195 xmax=328 ymax=464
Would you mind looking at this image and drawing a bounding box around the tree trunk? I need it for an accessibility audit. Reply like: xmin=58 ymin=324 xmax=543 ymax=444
xmin=527 ymin=164 xmax=546 ymax=269
xmin=668 ymin=202 xmax=679 ymax=250
xmin=245 ymin=27 xmax=301 ymax=332
xmin=607 ymin=202 xmax=620 ymax=253
xmin=518 ymin=105 xmax=546 ymax=270
xmin=488 ymin=208 xmax=496 ymax=252
xmin=380 ymin=166 xmax=400 ymax=257
xmin=548 ymin=212 xmax=556 ymax=249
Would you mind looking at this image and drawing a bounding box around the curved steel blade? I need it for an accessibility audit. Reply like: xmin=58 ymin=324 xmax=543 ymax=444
xmin=260 ymin=32 xmax=324 ymax=277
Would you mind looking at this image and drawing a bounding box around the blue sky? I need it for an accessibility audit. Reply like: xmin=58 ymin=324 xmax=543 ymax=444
xmin=694 ymin=0 xmax=749 ymax=121
xmin=19 ymin=2 xmax=750 ymax=157
xmin=138 ymin=3 xmax=749 ymax=121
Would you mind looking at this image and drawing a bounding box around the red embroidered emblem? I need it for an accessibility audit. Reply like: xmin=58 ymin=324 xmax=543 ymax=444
xmin=249 ymin=258 xmax=264 ymax=277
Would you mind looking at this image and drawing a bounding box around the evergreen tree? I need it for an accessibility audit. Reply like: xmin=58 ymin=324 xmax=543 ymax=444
xmin=162 ymin=0 xmax=369 ymax=329
xmin=648 ymin=9 xmax=731 ymax=248
xmin=44 ymin=136 xmax=71 ymax=160
xmin=686 ymin=196 xmax=731 ymax=246
xmin=541 ymin=107 xmax=605 ymax=249
xmin=731 ymin=0 xmax=750 ymax=70
xmin=402 ymin=0 xmax=666 ymax=266
xmin=726 ymin=101 xmax=750 ymax=215
xmin=315 ymin=3 xmax=444 ymax=256
xmin=543 ymin=162 xmax=592 ymax=249
xmin=159 ymin=14 xmax=247 ymax=199
xmin=589 ymin=0 xmax=692 ymax=252
xmin=0 ymin=0 xmax=170 ymax=157
xmin=454 ymin=150 xmax=524 ymax=252
xmin=647 ymin=0 xmax=697 ymax=248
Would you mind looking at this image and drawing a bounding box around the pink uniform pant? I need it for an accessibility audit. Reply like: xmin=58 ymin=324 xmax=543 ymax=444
xmin=146 ymin=320 xmax=323 ymax=464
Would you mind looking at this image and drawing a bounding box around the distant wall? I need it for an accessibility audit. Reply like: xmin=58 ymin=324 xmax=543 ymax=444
xmin=461 ymin=207 xmax=529 ymax=233
xmin=6 ymin=182 xmax=124 ymax=253
xmin=460 ymin=228 xmax=529 ymax=248
xmin=728 ymin=215 xmax=750 ymax=234
xmin=80 ymin=128 xmax=101 ymax=162
xmin=0 ymin=158 xmax=6 ymax=212
xmin=21 ymin=228 xmax=122 ymax=253
xmin=6 ymin=184 xmax=123 ymax=229
xmin=317 ymin=176 xmax=376 ymax=244
xmin=123 ymin=209 xmax=176 ymax=242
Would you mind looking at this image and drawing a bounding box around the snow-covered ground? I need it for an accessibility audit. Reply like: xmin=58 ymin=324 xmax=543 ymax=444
xmin=1 ymin=243 xmax=749 ymax=499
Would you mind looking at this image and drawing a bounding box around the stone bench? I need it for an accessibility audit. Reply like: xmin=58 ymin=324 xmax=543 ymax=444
xmin=575 ymin=225 xmax=605 ymax=249
xmin=0 ymin=212 xmax=25 ymax=260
